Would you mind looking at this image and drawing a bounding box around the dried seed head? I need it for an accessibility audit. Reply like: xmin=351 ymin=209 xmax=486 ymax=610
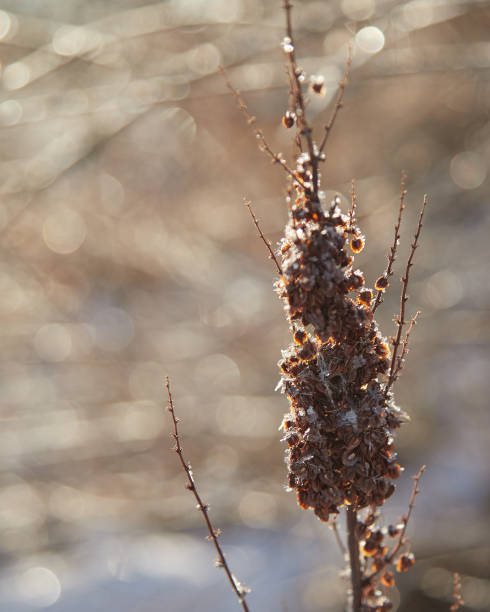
xmin=396 ymin=552 xmax=415 ymax=572
xmin=362 ymin=539 xmax=379 ymax=557
xmin=358 ymin=289 xmax=373 ymax=307
xmin=388 ymin=523 xmax=403 ymax=537
xmin=381 ymin=571 xmax=395 ymax=588
xmin=282 ymin=111 xmax=295 ymax=128
xmin=294 ymin=329 xmax=308 ymax=344
xmin=375 ymin=275 xmax=389 ymax=291
xmin=310 ymin=75 xmax=325 ymax=95
xmin=350 ymin=235 xmax=365 ymax=253
xmin=276 ymin=150 xmax=408 ymax=521
xmin=386 ymin=463 xmax=403 ymax=479
xmin=375 ymin=341 xmax=391 ymax=359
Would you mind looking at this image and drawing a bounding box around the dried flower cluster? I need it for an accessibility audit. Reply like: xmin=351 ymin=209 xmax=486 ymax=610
xmin=355 ymin=469 xmax=423 ymax=611
xmin=276 ymin=190 xmax=407 ymax=521
xmin=222 ymin=2 xmax=429 ymax=609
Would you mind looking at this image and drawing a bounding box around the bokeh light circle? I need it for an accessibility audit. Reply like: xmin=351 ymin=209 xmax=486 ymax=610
xmin=14 ymin=567 xmax=61 ymax=608
xmin=43 ymin=209 xmax=87 ymax=254
xmin=355 ymin=26 xmax=385 ymax=54
xmin=450 ymin=151 xmax=487 ymax=190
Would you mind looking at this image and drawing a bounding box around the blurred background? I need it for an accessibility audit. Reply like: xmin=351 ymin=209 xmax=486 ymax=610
xmin=0 ymin=0 xmax=488 ymax=610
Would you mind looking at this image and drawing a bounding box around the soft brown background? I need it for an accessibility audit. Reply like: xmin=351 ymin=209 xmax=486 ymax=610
xmin=0 ymin=0 xmax=488 ymax=610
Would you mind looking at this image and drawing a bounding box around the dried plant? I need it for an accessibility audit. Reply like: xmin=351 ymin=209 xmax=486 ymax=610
xmin=167 ymin=1 xmax=435 ymax=610
xmin=228 ymin=2 xmax=428 ymax=610
xmin=165 ymin=378 xmax=250 ymax=611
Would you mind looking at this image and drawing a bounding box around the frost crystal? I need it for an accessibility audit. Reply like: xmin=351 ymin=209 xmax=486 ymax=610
xmin=281 ymin=37 xmax=294 ymax=53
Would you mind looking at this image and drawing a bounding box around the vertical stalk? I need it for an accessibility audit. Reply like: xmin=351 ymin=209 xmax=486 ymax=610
xmin=346 ymin=507 xmax=362 ymax=611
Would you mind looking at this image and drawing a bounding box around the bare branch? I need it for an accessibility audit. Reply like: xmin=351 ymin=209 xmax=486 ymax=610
xmin=245 ymin=200 xmax=282 ymax=275
xmin=372 ymin=173 xmax=407 ymax=315
xmin=362 ymin=465 xmax=426 ymax=587
xmin=165 ymin=377 xmax=251 ymax=611
xmin=392 ymin=311 xmax=421 ymax=384
xmin=331 ymin=516 xmax=347 ymax=557
xmin=282 ymin=0 xmax=320 ymax=199
xmin=385 ymin=195 xmax=428 ymax=395
xmin=219 ymin=65 xmax=301 ymax=186
xmin=319 ymin=44 xmax=353 ymax=154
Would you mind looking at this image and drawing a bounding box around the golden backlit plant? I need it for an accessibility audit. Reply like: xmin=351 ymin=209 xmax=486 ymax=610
xmin=166 ymin=2 xmax=436 ymax=611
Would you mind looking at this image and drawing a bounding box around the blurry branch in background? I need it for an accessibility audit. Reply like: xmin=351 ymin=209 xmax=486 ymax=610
xmin=165 ymin=377 xmax=251 ymax=612
xmin=450 ymin=572 xmax=464 ymax=611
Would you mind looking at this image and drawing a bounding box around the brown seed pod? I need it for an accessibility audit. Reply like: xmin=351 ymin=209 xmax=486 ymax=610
xmin=358 ymin=289 xmax=373 ymax=307
xmin=386 ymin=463 xmax=403 ymax=479
xmin=375 ymin=275 xmax=389 ymax=291
xmin=282 ymin=112 xmax=295 ymax=128
xmin=381 ymin=571 xmax=395 ymax=588
xmin=388 ymin=524 xmax=403 ymax=537
xmin=396 ymin=552 xmax=415 ymax=572
xmin=362 ymin=539 xmax=378 ymax=557
xmin=294 ymin=329 xmax=308 ymax=344
xmin=310 ymin=77 xmax=325 ymax=95
xmin=350 ymin=236 xmax=365 ymax=253
xmin=375 ymin=341 xmax=391 ymax=358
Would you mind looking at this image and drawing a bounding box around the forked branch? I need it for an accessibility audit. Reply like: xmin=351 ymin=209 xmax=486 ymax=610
xmin=319 ymin=45 xmax=353 ymax=154
xmin=165 ymin=377 xmax=251 ymax=611
xmin=386 ymin=195 xmax=428 ymax=395
xmin=220 ymin=66 xmax=301 ymax=186
xmin=372 ymin=173 xmax=407 ymax=315
xmin=362 ymin=465 xmax=426 ymax=586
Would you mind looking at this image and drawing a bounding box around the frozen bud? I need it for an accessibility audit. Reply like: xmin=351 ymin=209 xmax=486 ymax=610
xmin=388 ymin=524 xmax=403 ymax=537
xmin=310 ymin=75 xmax=325 ymax=95
xmin=282 ymin=111 xmax=295 ymax=128
xmin=282 ymin=37 xmax=294 ymax=53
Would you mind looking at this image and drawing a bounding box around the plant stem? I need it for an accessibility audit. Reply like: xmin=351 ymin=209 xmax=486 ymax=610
xmin=346 ymin=507 xmax=362 ymax=612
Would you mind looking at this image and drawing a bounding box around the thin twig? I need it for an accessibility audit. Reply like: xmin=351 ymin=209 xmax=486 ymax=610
xmin=363 ymin=465 xmax=426 ymax=586
xmin=450 ymin=572 xmax=464 ymax=611
xmin=219 ymin=65 xmax=301 ymax=186
xmin=282 ymin=0 xmax=320 ymax=199
xmin=319 ymin=44 xmax=353 ymax=154
xmin=348 ymin=179 xmax=357 ymax=233
xmin=346 ymin=507 xmax=362 ymax=612
xmin=245 ymin=200 xmax=282 ymax=275
xmin=331 ymin=517 xmax=347 ymax=557
xmin=372 ymin=173 xmax=407 ymax=315
xmin=385 ymin=195 xmax=428 ymax=395
xmin=392 ymin=311 xmax=421 ymax=384
xmin=165 ymin=377 xmax=251 ymax=611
